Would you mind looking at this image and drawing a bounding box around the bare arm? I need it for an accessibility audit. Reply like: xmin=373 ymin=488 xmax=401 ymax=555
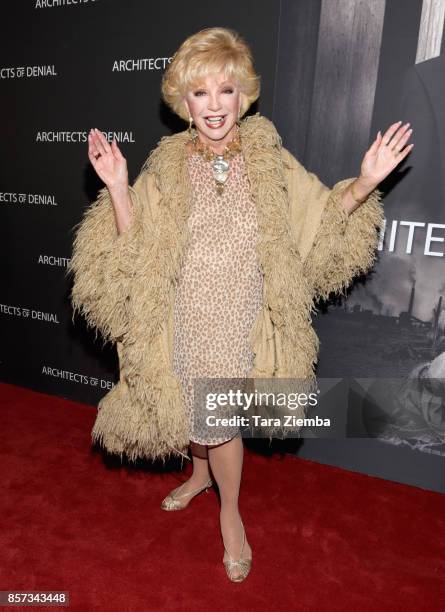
xmin=109 ymin=184 xmax=134 ymax=236
xmin=88 ymin=128 xmax=134 ymax=235
xmin=341 ymin=177 xmax=376 ymax=215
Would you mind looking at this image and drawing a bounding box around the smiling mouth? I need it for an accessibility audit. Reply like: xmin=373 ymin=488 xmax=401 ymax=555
xmin=204 ymin=115 xmax=227 ymax=126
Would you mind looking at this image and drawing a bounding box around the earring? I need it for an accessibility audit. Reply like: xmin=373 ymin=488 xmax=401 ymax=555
xmin=188 ymin=116 xmax=194 ymax=136
xmin=236 ymin=110 xmax=241 ymax=126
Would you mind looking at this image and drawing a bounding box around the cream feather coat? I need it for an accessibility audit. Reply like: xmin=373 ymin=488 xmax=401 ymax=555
xmin=67 ymin=113 xmax=384 ymax=463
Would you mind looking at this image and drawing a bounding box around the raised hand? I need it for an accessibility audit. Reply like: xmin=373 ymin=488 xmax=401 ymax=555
xmin=88 ymin=128 xmax=128 ymax=190
xmin=359 ymin=121 xmax=414 ymax=189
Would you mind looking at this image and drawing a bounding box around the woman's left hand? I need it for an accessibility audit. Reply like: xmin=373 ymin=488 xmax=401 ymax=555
xmin=359 ymin=121 xmax=414 ymax=189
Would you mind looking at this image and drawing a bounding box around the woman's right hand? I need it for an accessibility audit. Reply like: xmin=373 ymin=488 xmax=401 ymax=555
xmin=88 ymin=128 xmax=128 ymax=191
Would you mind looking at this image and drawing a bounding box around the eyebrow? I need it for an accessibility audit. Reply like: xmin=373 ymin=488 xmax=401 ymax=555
xmin=193 ymin=81 xmax=235 ymax=89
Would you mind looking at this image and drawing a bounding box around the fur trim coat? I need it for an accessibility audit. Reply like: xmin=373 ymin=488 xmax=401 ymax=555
xmin=67 ymin=113 xmax=384 ymax=463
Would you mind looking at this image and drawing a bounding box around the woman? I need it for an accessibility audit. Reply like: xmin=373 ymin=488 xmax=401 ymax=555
xmin=68 ymin=27 xmax=413 ymax=582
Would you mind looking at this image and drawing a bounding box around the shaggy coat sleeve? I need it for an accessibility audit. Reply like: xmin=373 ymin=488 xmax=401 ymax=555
xmin=66 ymin=168 xmax=154 ymax=344
xmin=282 ymin=147 xmax=385 ymax=302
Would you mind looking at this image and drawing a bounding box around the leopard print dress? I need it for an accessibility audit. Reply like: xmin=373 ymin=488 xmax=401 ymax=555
xmin=172 ymin=148 xmax=263 ymax=445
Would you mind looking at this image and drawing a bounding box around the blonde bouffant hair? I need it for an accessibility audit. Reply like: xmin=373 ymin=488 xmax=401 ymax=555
xmin=161 ymin=27 xmax=261 ymax=122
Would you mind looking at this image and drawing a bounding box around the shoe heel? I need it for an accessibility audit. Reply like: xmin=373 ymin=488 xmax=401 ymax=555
xmin=161 ymin=478 xmax=213 ymax=511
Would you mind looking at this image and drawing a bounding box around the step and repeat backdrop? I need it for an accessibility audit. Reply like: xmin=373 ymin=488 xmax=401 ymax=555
xmin=1 ymin=0 xmax=444 ymax=493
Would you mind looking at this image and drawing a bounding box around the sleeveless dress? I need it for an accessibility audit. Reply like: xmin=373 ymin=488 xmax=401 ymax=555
xmin=172 ymin=148 xmax=264 ymax=445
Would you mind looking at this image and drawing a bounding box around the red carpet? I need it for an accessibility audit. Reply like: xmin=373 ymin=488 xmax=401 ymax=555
xmin=1 ymin=381 xmax=444 ymax=611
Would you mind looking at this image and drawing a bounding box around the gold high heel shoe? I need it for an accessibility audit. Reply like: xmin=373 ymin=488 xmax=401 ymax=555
xmin=160 ymin=477 xmax=213 ymax=511
xmin=223 ymin=521 xmax=252 ymax=582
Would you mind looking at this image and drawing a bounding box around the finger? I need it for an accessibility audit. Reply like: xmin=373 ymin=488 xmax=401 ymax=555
xmin=90 ymin=130 xmax=104 ymax=157
xmin=88 ymin=132 xmax=101 ymax=159
xmin=95 ymin=130 xmax=110 ymax=155
xmin=391 ymin=144 xmax=413 ymax=168
xmin=114 ymin=140 xmax=126 ymax=162
xmin=387 ymin=129 xmax=411 ymax=158
xmin=391 ymin=123 xmax=412 ymax=150
xmin=397 ymin=143 xmax=414 ymax=160
xmin=368 ymin=131 xmax=381 ymax=154
xmin=374 ymin=130 xmax=383 ymax=150
xmin=88 ymin=135 xmax=99 ymax=159
xmin=87 ymin=137 xmax=101 ymax=164
xmin=394 ymin=129 xmax=413 ymax=153
xmin=87 ymin=147 xmax=100 ymax=167
xmin=93 ymin=128 xmax=111 ymax=156
xmin=97 ymin=129 xmax=113 ymax=156
xmin=381 ymin=121 xmax=403 ymax=146
xmin=111 ymin=138 xmax=123 ymax=160
xmin=111 ymin=138 xmax=119 ymax=160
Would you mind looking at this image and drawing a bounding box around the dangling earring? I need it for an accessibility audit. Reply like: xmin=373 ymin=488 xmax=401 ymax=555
xmin=188 ymin=116 xmax=194 ymax=137
xmin=236 ymin=109 xmax=241 ymax=127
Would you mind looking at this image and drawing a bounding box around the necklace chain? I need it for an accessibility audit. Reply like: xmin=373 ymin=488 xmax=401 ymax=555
xmin=190 ymin=125 xmax=242 ymax=196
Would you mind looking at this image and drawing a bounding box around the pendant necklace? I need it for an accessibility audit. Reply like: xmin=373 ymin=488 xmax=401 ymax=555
xmin=190 ymin=125 xmax=242 ymax=196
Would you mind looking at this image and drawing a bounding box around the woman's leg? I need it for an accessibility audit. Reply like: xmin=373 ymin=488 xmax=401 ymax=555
xmin=208 ymin=433 xmax=252 ymax=567
xmin=188 ymin=441 xmax=212 ymax=485
xmin=167 ymin=441 xmax=211 ymax=497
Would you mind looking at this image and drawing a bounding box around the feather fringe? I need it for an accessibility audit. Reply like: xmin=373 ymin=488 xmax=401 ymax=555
xmin=303 ymin=179 xmax=385 ymax=302
xmin=66 ymin=183 xmax=146 ymax=346
xmin=67 ymin=156 xmax=192 ymax=463
xmin=241 ymin=115 xmax=319 ymax=384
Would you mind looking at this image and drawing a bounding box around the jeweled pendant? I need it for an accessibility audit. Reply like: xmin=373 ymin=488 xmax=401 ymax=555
xmin=212 ymin=155 xmax=230 ymax=174
xmin=214 ymin=172 xmax=228 ymax=184
xmin=213 ymin=154 xmax=229 ymax=192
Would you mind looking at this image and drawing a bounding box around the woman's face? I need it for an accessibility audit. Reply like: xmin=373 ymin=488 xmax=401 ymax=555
xmin=183 ymin=71 xmax=242 ymax=153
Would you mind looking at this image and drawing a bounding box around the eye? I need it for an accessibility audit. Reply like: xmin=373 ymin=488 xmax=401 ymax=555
xmin=223 ymin=88 xmax=234 ymax=94
xmin=193 ymin=90 xmax=206 ymax=96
